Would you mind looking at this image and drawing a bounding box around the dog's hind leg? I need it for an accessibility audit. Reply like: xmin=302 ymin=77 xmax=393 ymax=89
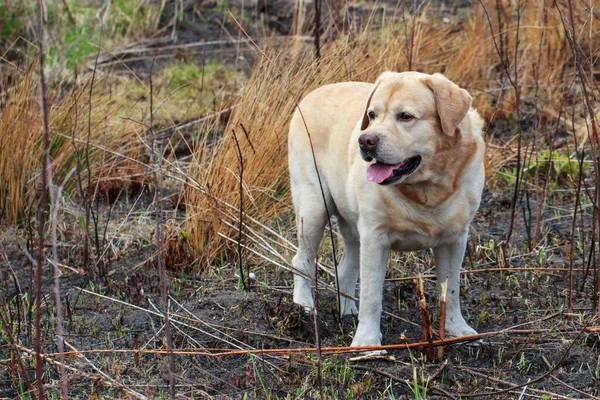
xmin=433 ymin=233 xmax=478 ymax=337
xmin=337 ymin=219 xmax=359 ymax=315
xmin=289 ymin=171 xmax=331 ymax=311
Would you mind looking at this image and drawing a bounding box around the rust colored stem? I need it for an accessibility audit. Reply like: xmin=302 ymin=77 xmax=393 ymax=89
xmin=438 ymin=281 xmax=448 ymax=360
xmin=416 ymin=276 xmax=434 ymax=361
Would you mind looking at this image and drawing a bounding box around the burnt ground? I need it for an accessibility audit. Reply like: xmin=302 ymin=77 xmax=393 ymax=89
xmin=1 ymin=1 xmax=600 ymax=399
xmin=1 ymin=182 xmax=599 ymax=399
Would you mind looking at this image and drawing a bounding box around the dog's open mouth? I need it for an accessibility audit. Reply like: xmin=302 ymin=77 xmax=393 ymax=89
xmin=367 ymin=155 xmax=422 ymax=184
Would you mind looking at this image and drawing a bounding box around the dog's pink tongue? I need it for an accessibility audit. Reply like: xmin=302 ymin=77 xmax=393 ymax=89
xmin=367 ymin=163 xmax=398 ymax=184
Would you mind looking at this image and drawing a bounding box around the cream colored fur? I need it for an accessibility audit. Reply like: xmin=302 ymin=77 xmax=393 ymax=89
xmin=288 ymin=71 xmax=485 ymax=347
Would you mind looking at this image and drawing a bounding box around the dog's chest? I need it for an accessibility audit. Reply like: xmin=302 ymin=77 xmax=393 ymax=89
xmin=389 ymin=228 xmax=460 ymax=251
xmin=383 ymin=196 xmax=473 ymax=251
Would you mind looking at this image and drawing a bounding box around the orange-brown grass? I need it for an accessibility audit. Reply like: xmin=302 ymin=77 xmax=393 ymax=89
xmin=0 ymin=62 xmax=147 ymax=225
xmin=183 ymin=1 xmax=598 ymax=266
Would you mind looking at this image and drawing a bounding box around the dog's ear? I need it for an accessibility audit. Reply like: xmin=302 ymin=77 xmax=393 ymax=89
xmin=426 ymin=73 xmax=471 ymax=136
xmin=361 ymin=72 xmax=395 ymax=131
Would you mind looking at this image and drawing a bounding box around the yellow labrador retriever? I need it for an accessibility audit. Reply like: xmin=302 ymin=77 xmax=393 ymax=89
xmin=288 ymin=71 xmax=485 ymax=347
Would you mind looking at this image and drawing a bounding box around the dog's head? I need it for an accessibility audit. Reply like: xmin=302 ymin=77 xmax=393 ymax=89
xmin=359 ymin=71 xmax=472 ymax=185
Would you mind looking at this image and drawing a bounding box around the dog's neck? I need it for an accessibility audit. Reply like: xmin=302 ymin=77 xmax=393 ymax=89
xmin=396 ymin=130 xmax=478 ymax=208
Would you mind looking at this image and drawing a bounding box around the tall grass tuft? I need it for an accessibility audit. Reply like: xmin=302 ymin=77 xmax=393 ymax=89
xmin=183 ymin=1 xmax=599 ymax=267
xmin=0 ymin=61 xmax=147 ymax=226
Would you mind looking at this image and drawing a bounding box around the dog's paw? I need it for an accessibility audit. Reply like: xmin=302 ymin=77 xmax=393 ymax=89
xmin=445 ymin=319 xmax=478 ymax=338
xmin=340 ymin=299 xmax=358 ymax=316
xmin=293 ymin=280 xmax=314 ymax=311
xmin=351 ymin=335 xmax=382 ymax=347
xmin=293 ymin=297 xmax=314 ymax=314
xmin=350 ymin=325 xmax=382 ymax=347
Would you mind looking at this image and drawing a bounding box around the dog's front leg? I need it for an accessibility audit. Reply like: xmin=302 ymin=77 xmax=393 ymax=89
xmin=433 ymin=233 xmax=477 ymax=337
xmin=350 ymin=231 xmax=390 ymax=347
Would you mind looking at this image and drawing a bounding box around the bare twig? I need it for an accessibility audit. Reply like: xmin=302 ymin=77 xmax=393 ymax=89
xmin=416 ymin=275 xmax=434 ymax=360
xmin=47 ymin=330 xmax=502 ymax=358
xmin=83 ymin=22 xmax=104 ymax=269
xmin=506 ymin=0 xmax=523 ymax=247
xmin=231 ymin=129 xmax=247 ymax=291
xmin=49 ymin=167 xmax=75 ymax=400
xmin=314 ymin=0 xmax=321 ymax=58
xmin=550 ymin=374 xmax=600 ymax=399
xmin=58 ymin=0 xmax=76 ymax=25
xmin=155 ymin=105 xmax=239 ymax=135
xmin=531 ymin=0 xmax=548 ymax=247
xmin=387 ymin=266 xmax=586 ymax=282
xmin=477 ymin=0 xmax=523 ymax=248
xmin=344 ymin=0 xmax=353 ymax=79
xmin=147 ymin=298 xmax=286 ymax=375
xmin=563 ymin=0 xmax=600 ymax=317
xmin=438 ymin=280 xmax=447 ymax=360
xmin=149 ymin=57 xmax=175 ymax=399
xmin=217 ymin=231 xmax=422 ymax=330
xmin=35 ymin=1 xmax=49 ymax=397
xmin=92 ymin=36 xmax=256 ymax=64
xmin=460 ymin=367 xmax=584 ymax=400
xmin=401 ymin=0 xmax=426 ymax=70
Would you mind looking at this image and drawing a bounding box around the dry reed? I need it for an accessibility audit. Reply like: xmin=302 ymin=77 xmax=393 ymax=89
xmin=184 ymin=0 xmax=599 ymax=266
xmin=0 ymin=61 xmax=148 ymax=225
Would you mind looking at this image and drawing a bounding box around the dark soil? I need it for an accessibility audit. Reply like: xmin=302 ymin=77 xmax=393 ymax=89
xmin=1 ymin=182 xmax=599 ymax=398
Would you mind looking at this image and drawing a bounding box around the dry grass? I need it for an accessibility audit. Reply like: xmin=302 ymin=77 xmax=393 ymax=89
xmin=0 ymin=61 xmax=147 ymax=225
xmin=184 ymin=0 xmax=599 ymax=266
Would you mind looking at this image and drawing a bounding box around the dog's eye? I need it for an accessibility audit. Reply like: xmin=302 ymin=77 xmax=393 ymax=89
xmin=397 ymin=112 xmax=413 ymax=121
xmin=368 ymin=111 xmax=376 ymax=120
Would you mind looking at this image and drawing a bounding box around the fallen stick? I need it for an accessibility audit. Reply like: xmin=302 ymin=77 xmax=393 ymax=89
xmin=584 ymin=326 xmax=600 ymax=332
xmin=387 ymin=267 xmax=587 ymax=282
xmin=37 ymin=331 xmax=496 ymax=358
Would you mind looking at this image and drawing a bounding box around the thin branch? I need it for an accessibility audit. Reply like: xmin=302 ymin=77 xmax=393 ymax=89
xmin=149 ymin=56 xmax=175 ymax=399
xmin=231 ymin=129 xmax=247 ymax=291
xmin=314 ymin=0 xmax=321 ymax=59
xmin=416 ymin=275 xmax=434 ymax=360
xmin=35 ymin=1 xmax=49 ymax=397
xmin=49 ymin=167 xmax=75 ymax=400
xmin=43 ymin=330 xmax=502 ymax=357
xmin=437 ymin=280 xmax=447 ymax=360
xmin=387 ymin=266 xmax=587 ymax=282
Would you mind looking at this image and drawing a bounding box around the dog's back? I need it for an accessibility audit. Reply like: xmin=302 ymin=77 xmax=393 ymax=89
xmin=288 ymin=82 xmax=372 ymax=214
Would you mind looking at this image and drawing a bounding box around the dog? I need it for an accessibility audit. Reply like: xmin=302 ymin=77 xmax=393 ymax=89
xmin=288 ymin=71 xmax=485 ymax=347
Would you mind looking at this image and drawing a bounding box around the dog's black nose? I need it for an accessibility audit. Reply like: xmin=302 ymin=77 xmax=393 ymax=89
xmin=358 ymin=132 xmax=379 ymax=152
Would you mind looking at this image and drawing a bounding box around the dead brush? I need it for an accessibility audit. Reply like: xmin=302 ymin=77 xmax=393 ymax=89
xmin=0 ymin=61 xmax=148 ymax=226
xmin=183 ymin=0 xmax=598 ymax=267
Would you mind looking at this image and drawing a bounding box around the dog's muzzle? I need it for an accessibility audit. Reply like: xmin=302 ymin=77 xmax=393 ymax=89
xmin=366 ymin=155 xmax=422 ymax=184
xmin=358 ymin=132 xmax=379 ymax=161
